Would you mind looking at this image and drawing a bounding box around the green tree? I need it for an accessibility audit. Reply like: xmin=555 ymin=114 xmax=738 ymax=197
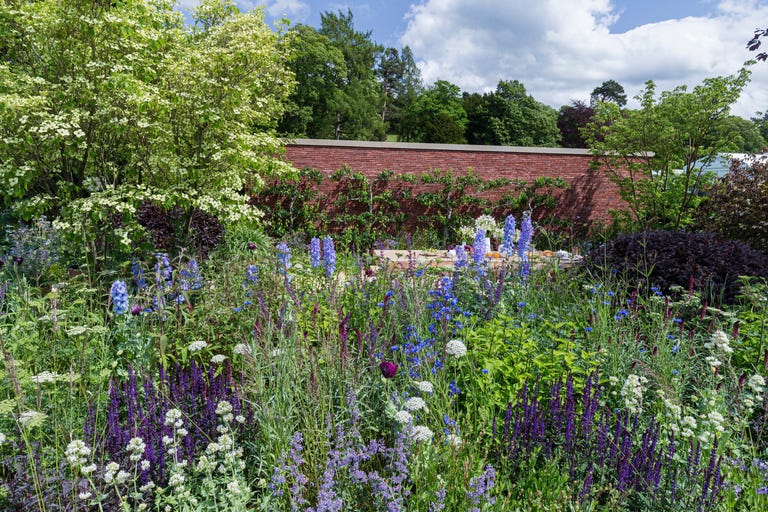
xmin=278 ymin=24 xmax=347 ymax=137
xmin=706 ymin=115 xmax=766 ymax=153
xmin=584 ymin=66 xmax=753 ymax=231
xmin=405 ymin=80 xmax=467 ymax=143
xmin=317 ymin=9 xmax=386 ymax=140
xmin=751 ymin=111 xmax=768 ymax=146
xmin=464 ymin=80 xmax=560 ymax=146
xmin=376 ymin=45 xmax=423 ymax=137
xmin=590 ymin=79 xmax=628 ymax=107
xmin=0 ymin=0 xmax=294 ymax=262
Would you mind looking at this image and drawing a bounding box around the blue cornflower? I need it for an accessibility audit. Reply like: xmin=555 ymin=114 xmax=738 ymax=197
xmin=500 ymin=214 xmax=516 ymax=256
xmin=481 ymin=368 xmax=489 ymax=374
xmin=584 ymin=327 xmax=593 ymax=332
xmin=110 ymin=280 xmax=129 ymax=315
xmin=245 ymin=264 xmax=258 ymax=286
xmin=309 ymin=237 xmax=321 ymax=268
xmin=448 ymin=380 xmax=461 ymax=396
xmin=322 ymin=236 xmax=336 ymax=277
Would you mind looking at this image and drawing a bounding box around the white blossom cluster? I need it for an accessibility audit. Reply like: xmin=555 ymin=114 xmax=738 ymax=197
xmin=446 ymin=339 xmax=467 ymax=359
xmin=704 ymin=330 xmax=733 ymax=354
xmin=405 ymin=397 xmax=427 ymax=412
xmin=188 ymin=340 xmax=208 ymax=353
xmin=415 ymin=380 xmax=434 ymax=394
xmin=394 ymin=410 xmax=413 ymax=424
xmin=411 ymin=425 xmax=434 ymax=443
xmin=620 ymin=374 xmax=647 ymax=414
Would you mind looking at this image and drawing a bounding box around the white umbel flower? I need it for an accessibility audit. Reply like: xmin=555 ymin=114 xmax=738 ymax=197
xmin=705 ymin=331 xmax=733 ymax=354
xmin=411 ymin=425 xmax=434 ymax=442
xmin=405 ymin=397 xmax=427 ymax=411
xmin=394 ymin=410 xmax=413 ymax=424
xmin=188 ymin=340 xmax=207 ymax=353
xmin=415 ymin=380 xmax=434 ymax=393
xmin=445 ymin=339 xmax=467 ymax=358
xmin=233 ymin=343 xmax=251 ymax=355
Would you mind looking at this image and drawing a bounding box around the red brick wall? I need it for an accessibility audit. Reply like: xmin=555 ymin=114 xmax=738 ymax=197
xmin=282 ymin=139 xmax=625 ymax=230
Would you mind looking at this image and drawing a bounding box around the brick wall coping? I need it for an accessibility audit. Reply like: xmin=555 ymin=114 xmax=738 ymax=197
xmin=286 ymin=138 xmax=593 ymax=156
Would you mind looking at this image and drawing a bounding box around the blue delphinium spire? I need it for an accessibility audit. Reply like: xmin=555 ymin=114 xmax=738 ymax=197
xmin=517 ymin=212 xmax=534 ymax=276
xmin=322 ymin=236 xmax=336 ymax=277
xmin=472 ymin=229 xmax=487 ymax=265
xmin=110 ymin=280 xmax=129 ymax=315
xmin=500 ymin=214 xmax=516 ymax=256
xmin=455 ymin=245 xmax=468 ymax=269
xmin=154 ymin=252 xmax=172 ymax=289
xmin=179 ymin=259 xmax=203 ymax=292
xmin=132 ymin=259 xmax=146 ymax=290
xmin=309 ymin=237 xmax=321 ymax=268
xmin=276 ymin=242 xmax=291 ymax=275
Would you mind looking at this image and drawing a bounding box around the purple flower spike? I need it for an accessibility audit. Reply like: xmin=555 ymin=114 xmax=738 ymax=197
xmin=379 ymin=361 xmax=398 ymax=379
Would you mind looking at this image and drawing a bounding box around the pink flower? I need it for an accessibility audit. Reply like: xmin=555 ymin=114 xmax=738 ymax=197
xmin=379 ymin=361 xmax=398 ymax=379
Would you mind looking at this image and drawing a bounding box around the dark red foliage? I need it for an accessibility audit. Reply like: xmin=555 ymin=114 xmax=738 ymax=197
xmin=581 ymin=230 xmax=768 ymax=304
xmin=136 ymin=202 xmax=224 ymax=259
xmin=694 ymin=157 xmax=768 ymax=253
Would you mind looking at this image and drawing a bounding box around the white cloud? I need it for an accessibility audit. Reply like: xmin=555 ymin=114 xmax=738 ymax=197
xmin=402 ymin=0 xmax=768 ymax=117
xmin=264 ymin=0 xmax=311 ymax=22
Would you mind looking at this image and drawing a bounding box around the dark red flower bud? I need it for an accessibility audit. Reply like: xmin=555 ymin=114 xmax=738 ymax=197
xmin=12 ymin=256 xmax=23 ymax=266
xmin=130 ymin=304 xmax=142 ymax=316
xmin=247 ymin=242 xmax=256 ymax=250
xmin=379 ymin=361 xmax=398 ymax=379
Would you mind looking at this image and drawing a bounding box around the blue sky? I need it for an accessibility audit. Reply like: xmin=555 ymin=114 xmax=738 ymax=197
xmin=180 ymin=1 xmax=768 ymax=118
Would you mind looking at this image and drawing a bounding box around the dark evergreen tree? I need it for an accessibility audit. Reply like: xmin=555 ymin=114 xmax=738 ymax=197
xmin=590 ymin=79 xmax=627 ymax=107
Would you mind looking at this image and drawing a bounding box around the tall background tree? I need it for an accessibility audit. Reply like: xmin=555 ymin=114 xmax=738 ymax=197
xmin=464 ymin=80 xmax=560 ymax=146
xmin=376 ymin=46 xmax=423 ymax=138
xmin=317 ymin=9 xmax=386 ymax=140
xmin=590 ymin=79 xmax=628 ymax=107
xmin=404 ymin=80 xmax=467 ymax=143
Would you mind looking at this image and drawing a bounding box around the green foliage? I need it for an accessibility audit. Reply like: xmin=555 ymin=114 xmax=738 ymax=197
xmin=585 ymin=66 xmax=752 ymax=231
xmin=403 ymin=80 xmax=467 ymax=143
xmin=412 ymin=168 xmax=510 ymax=245
xmin=465 ymin=80 xmax=560 ymax=147
xmin=327 ymin=167 xmax=408 ymax=251
xmin=590 ymin=79 xmax=628 ymax=107
xmin=253 ymin=167 xmax=327 ymax=239
xmin=463 ymin=313 xmax=601 ymax=410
